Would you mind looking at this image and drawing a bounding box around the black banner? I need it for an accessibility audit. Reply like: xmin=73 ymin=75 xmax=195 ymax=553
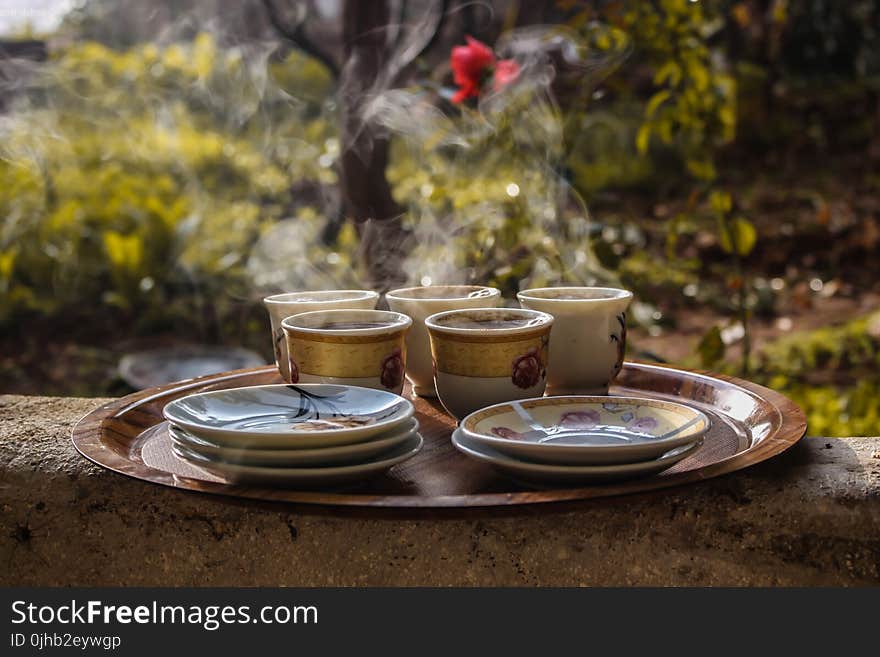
xmin=0 ymin=587 xmax=875 ymax=655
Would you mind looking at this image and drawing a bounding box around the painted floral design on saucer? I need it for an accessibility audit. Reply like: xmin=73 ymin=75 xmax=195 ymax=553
xmin=459 ymin=396 xmax=710 ymax=465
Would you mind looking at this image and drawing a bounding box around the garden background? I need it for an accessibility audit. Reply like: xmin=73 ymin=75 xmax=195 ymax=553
xmin=1 ymin=0 xmax=878 ymax=437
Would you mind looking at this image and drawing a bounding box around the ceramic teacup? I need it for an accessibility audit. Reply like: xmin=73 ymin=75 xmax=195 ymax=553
xmin=517 ymin=287 xmax=633 ymax=395
xmin=386 ymin=285 xmax=501 ymax=397
xmin=425 ymin=308 xmax=554 ymax=420
xmin=281 ymin=309 xmax=412 ymax=394
xmin=263 ymin=290 xmax=379 ymax=381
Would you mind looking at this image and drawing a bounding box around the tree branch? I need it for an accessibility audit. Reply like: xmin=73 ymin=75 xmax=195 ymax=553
xmin=414 ymin=0 xmax=450 ymax=61
xmin=261 ymin=0 xmax=340 ymax=78
xmin=389 ymin=0 xmax=450 ymax=86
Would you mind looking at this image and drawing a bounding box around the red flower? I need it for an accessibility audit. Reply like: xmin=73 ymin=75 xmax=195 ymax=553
xmin=380 ymin=347 xmax=405 ymax=390
xmin=511 ymin=346 xmax=543 ymax=389
xmin=451 ymin=36 xmax=494 ymax=103
xmin=450 ymin=36 xmax=520 ymax=103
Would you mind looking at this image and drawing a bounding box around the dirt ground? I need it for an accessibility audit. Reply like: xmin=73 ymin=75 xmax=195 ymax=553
xmin=0 ymin=285 xmax=874 ymax=398
xmin=631 ymin=291 xmax=880 ymax=365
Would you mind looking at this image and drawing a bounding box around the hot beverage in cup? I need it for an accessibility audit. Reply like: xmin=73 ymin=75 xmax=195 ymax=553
xmin=263 ymin=290 xmax=379 ymax=381
xmin=386 ymin=285 xmax=501 ymax=397
xmin=281 ymin=309 xmax=412 ymax=394
xmin=425 ymin=308 xmax=553 ymax=420
xmin=517 ymin=286 xmax=632 ymax=395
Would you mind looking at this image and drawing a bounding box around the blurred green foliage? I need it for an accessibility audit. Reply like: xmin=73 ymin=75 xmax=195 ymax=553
xmin=760 ymin=314 xmax=879 ymax=375
xmin=755 ymin=313 xmax=880 ymax=437
xmin=624 ymin=0 xmax=737 ymax=183
xmin=0 ymin=35 xmax=346 ymax=335
xmin=563 ymin=0 xmax=736 ymax=190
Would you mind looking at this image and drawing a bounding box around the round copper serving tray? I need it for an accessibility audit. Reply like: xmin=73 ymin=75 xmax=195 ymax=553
xmin=71 ymin=362 xmax=806 ymax=509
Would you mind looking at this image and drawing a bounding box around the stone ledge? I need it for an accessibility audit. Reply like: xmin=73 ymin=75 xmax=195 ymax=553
xmin=1 ymin=394 xmax=878 ymax=586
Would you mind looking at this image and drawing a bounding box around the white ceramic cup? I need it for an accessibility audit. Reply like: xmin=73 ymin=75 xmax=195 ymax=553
xmin=425 ymin=308 xmax=554 ymax=420
xmin=386 ymin=285 xmax=501 ymax=397
xmin=281 ymin=309 xmax=412 ymax=394
xmin=517 ymin=287 xmax=633 ymax=395
xmin=263 ymin=290 xmax=379 ymax=381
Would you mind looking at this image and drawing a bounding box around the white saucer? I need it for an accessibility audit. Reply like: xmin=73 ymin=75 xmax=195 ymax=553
xmin=172 ymin=433 xmax=423 ymax=487
xmin=162 ymin=384 xmax=414 ymax=448
xmin=169 ymin=419 xmax=418 ymax=467
xmin=459 ymin=396 xmax=710 ymax=465
xmin=451 ymin=428 xmax=701 ymax=484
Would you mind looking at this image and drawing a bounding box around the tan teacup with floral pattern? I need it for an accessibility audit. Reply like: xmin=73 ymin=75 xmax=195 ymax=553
xmin=264 ymin=290 xmax=379 ymax=381
xmin=281 ymin=309 xmax=412 ymax=394
xmin=425 ymin=308 xmax=554 ymax=420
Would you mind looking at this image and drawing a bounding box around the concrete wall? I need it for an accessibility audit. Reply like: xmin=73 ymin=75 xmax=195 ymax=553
xmin=1 ymin=394 xmax=878 ymax=586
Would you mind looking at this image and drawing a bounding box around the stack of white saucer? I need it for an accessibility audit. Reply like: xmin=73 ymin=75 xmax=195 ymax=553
xmin=162 ymin=384 xmax=422 ymax=487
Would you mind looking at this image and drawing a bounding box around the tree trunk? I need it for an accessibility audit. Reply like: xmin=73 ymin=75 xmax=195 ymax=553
xmin=340 ymin=0 xmax=409 ymax=292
